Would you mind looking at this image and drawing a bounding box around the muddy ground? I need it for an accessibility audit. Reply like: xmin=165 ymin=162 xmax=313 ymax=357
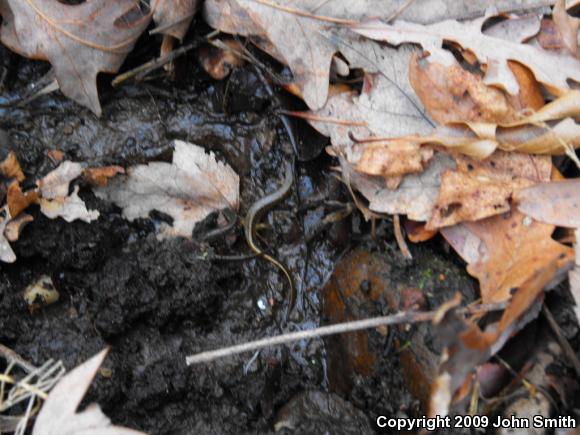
xmin=0 ymin=23 xmax=578 ymax=435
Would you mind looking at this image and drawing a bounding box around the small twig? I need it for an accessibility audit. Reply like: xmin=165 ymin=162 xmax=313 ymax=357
xmin=112 ymin=42 xmax=196 ymax=87
xmin=393 ymin=214 xmax=412 ymax=260
xmin=0 ymin=344 xmax=35 ymax=373
xmin=279 ymin=109 xmax=367 ymax=126
xmin=186 ymin=302 xmax=507 ymax=365
xmin=542 ymin=304 xmax=580 ymax=379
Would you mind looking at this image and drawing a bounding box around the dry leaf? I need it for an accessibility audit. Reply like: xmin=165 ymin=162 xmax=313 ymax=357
xmin=152 ymin=0 xmax=199 ymax=40
xmin=95 ymin=140 xmax=239 ymax=238
xmin=37 ymin=162 xmax=83 ymax=199
xmin=387 ymin=91 xmax=580 ymax=159
xmin=4 ymin=213 xmax=33 ymax=242
xmin=351 ymin=16 xmax=580 ymax=95
xmin=515 ymin=178 xmax=580 ymax=227
xmin=465 ymin=208 xmax=574 ymax=303
xmin=307 ymin=48 xmax=433 ymax=144
xmin=440 ymin=224 xmax=488 ymax=264
xmin=7 ymin=181 xmax=39 ymax=218
xmin=409 ymin=55 xmax=544 ymax=124
xmin=0 ymin=151 xmax=25 ymax=182
xmin=0 ymin=207 xmax=16 ymax=263
xmin=430 ymin=262 xmax=558 ymax=416
xmin=204 ymin=0 xmax=555 ymax=106
xmin=32 ymin=348 xmax=145 ymax=435
xmin=37 ymin=162 xmax=99 ymax=223
xmin=426 ymin=152 xmax=551 ymax=229
xmin=40 ymin=186 xmax=100 ymax=224
xmin=355 ymin=140 xmax=434 ymax=178
xmin=350 ymin=152 xmax=456 ymax=221
xmin=0 ymin=1 xmax=151 ymax=115
xmin=83 ymin=166 xmax=125 ymax=187
xmin=483 ymin=13 xmax=541 ymax=41
xmin=204 ymin=0 xmax=477 ymax=111
xmin=553 ymin=0 xmax=580 ymax=57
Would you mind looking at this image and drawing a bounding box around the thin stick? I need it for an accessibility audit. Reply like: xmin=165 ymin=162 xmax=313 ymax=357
xmin=393 ymin=214 xmax=412 ymax=259
xmin=186 ymin=302 xmax=507 ymax=365
xmin=0 ymin=344 xmax=35 ymax=373
xmin=279 ymin=109 xmax=367 ymax=126
xmin=112 ymin=42 xmax=196 ymax=87
xmin=542 ymin=304 xmax=580 ymax=378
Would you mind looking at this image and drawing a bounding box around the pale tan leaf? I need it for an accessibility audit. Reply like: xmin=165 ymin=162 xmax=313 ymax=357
xmin=409 ymin=55 xmax=544 ymax=124
xmin=32 ymin=349 xmax=146 ymax=435
xmin=39 ymin=186 xmax=100 ymax=224
xmin=152 ymin=0 xmax=200 ymax=40
xmin=515 ymin=178 xmax=580 ymax=227
xmin=351 ymin=17 xmax=580 ymax=95
xmin=426 ymin=152 xmax=551 ymax=229
xmin=350 ymin=152 xmax=456 ymax=221
xmin=0 ymin=1 xmax=151 ymax=115
xmin=37 ymin=161 xmax=83 ymax=199
xmin=95 ymin=140 xmax=239 ymax=238
xmin=465 ymin=209 xmax=574 ymax=303
xmin=553 ymin=0 xmax=580 ymax=57
xmin=483 ymin=13 xmax=541 ymax=42
xmin=355 ymin=140 xmax=434 ymax=178
xmin=4 ymin=213 xmax=33 ymax=242
xmin=0 ymin=207 xmax=16 ymax=263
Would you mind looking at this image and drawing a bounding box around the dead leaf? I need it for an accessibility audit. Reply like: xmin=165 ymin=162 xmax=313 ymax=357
xmin=409 ymin=55 xmax=544 ymax=124
xmin=483 ymin=13 xmax=542 ymax=42
xmin=32 ymin=348 xmax=145 ymax=435
xmin=515 ymin=178 xmax=580 ymax=227
xmin=0 ymin=207 xmax=16 ymax=263
xmin=0 ymin=151 xmax=25 ymax=182
xmin=440 ymin=224 xmax=488 ymax=264
xmin=4 ymin=213 xmax=33 ymax=242
xmin=426 ymin=152 xmax=551 ymax=229
xmin=152 ymin=0 xmax=199 ymax=40
xmin=37 ymin=162 xmax=99 ymax=223
xmin=7 ymin=181 xmax=39 ymax=218
xmin=386 ymin=90 xmax=580 ymax=159
xmin=0 ymin=1 xmax=151 ymax=115
xmin=37 ymin=161 xmax=83 ymax=199
xmin=94 ymin=140 xmax=239 ymax=238
xmin=83 ymin=166 xmax=125 ymax=187
xmin=351 ymin=16 xmax=580 ymax=95
xmin=465 ymin=208 xmax=574 ymax=303
xmin=204 ymin=0 xmax=473 ymax=112
xmin=355 ymin=140 xmax=434 ymax=178
xmin=307 ymin=46 xmax=434 ymax=144
xmin=553 ymin=0 xmax=580 ymax=57
xmin=350 ymin=152 xmax=456 ymax=221
xmin=40 ymin=186 xmax=100 ymax=224
xmin=430 ymin=262 xmax=558 ymax=416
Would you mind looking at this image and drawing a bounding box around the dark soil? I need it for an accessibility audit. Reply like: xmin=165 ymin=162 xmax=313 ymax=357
xmin=0 ymin=24 xmax=578 ymax=435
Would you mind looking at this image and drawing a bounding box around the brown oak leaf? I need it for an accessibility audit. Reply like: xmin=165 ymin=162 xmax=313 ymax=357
xmin=0 ymin=0 xmax=151 ymax=115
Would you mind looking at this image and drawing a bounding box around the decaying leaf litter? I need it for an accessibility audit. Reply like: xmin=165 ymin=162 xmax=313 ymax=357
xmin=0 ymin=0 xmax=579 ymax=433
